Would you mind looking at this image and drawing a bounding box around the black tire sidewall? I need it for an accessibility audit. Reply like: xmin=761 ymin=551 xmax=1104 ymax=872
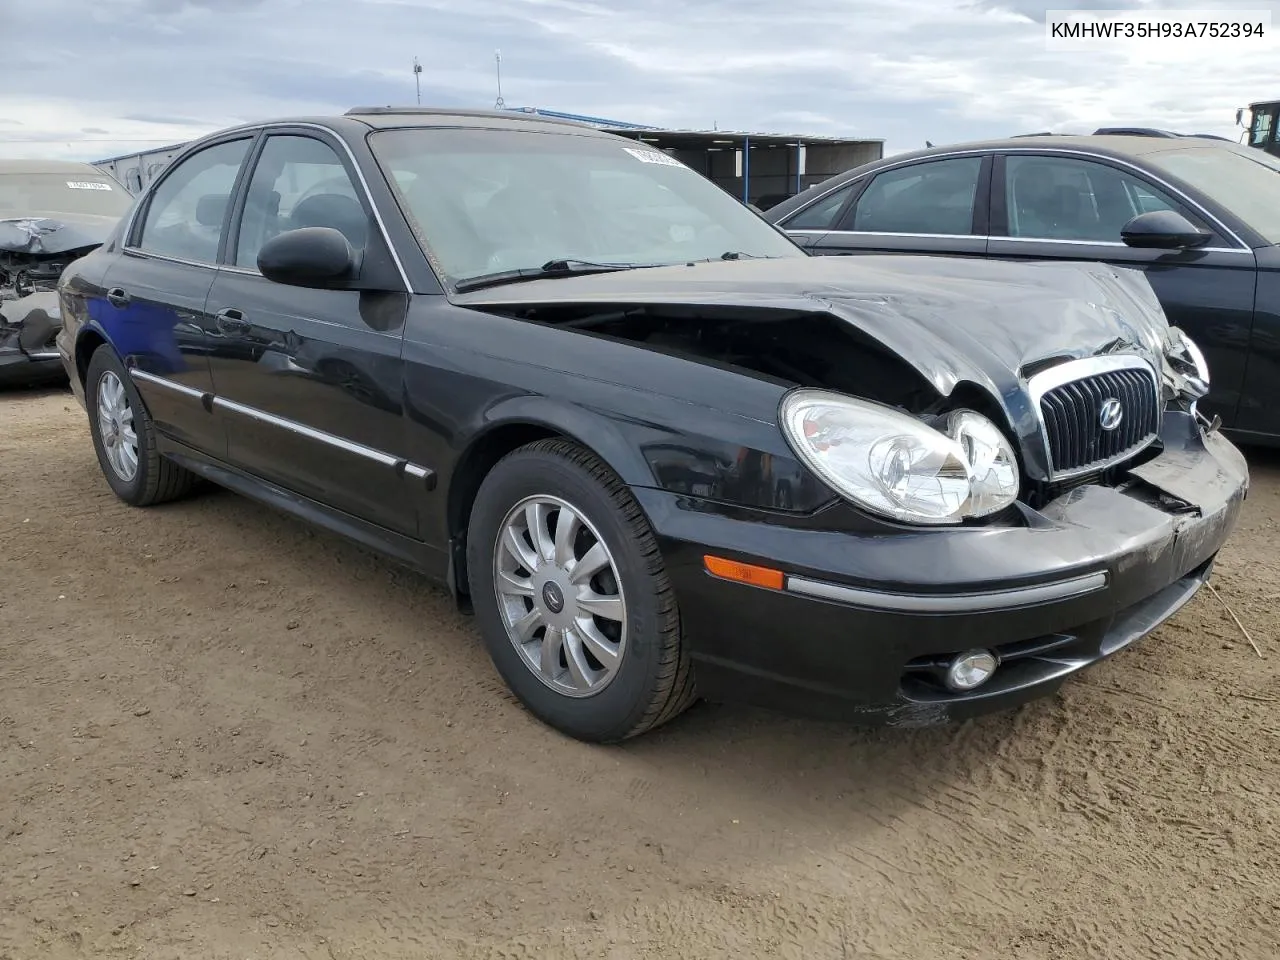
xmin=468 ymin=448 xmax=670 ymax=742
xmin=85 ymin=347 xmax=152 ymax=505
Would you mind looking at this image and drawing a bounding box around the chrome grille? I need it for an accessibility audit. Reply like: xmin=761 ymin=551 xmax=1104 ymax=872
xmin=1029 ymin=356 xmax=1161 ymax=480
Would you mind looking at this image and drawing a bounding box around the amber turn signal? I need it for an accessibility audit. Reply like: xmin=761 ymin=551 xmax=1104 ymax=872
xmin=702 ymin=555 xmax=785 ymax=590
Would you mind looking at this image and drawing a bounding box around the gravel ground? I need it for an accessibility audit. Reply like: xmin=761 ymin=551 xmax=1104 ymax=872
xmin=2 ymin=385 xmax=1278 ymax=960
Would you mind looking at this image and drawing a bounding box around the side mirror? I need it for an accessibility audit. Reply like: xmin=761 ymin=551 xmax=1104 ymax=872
xmin=1236 ymin=107 xmax=1245 ymax=126
xmin=1120 ymin=210 xmax=1212 ymax=250
xmin=257 ymin=227 xmax=357 ymax=288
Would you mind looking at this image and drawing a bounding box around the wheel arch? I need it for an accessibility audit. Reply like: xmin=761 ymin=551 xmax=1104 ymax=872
xmin=444 ymin=397 xmax=662 ymax=606
xmin=74 ymin=326 xmax=110 ymax=387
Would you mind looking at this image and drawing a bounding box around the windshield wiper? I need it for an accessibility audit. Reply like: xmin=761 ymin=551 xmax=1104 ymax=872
xmin=453 ymin=259 xmax=646 ymax=293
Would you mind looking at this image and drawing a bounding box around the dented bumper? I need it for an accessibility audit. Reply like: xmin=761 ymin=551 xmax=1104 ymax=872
xmin=637 ymin=410 xmax=1248 ymax=726
xmin=0 ymin=291 xmax=66 ymax=386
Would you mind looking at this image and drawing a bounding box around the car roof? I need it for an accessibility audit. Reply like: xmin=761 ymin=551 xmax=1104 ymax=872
xmin=0 ymin=158 xmax=112 ymax=175
xmin=203 ymin=107 xmax=623 ymax=142
xmin=882 ymin=133 xmax=1235 ymax=165
xmin=766 ymin=133 xmax=1244 ymax=221
xmin=344 ymin=106 xmax=606 ymax=132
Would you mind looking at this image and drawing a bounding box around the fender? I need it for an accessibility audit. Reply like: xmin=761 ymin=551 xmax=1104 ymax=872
xmin=472 ymin=392 xmax=666 ymax=487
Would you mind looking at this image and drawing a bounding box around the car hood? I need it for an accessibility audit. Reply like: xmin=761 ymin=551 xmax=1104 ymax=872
xmin=0 ymin=212 xmax=120 ymax=256
xmin=450 ymin=254 xmax=1171 ymax=400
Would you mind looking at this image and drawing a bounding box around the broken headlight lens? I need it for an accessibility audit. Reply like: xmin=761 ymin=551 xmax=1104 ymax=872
xmin=779 ymin=389 xmax=1019 ymax=525
xmin=1164 ymin=327 xmax=1210 ymax=399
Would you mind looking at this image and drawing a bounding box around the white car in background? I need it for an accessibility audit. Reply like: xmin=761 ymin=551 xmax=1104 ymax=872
xmin=0 ymin=159 xmax=131 ymax=386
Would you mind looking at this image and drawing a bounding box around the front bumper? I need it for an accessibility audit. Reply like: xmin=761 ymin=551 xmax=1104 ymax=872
xmin=637 ymin=411 xmax=1249 ymax=726
xmin=0 ymin=291 xmax=66 ymax=387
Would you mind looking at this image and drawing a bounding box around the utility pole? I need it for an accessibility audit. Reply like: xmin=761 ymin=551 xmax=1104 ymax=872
xmin=413 ymin=56 xmax=422 ymax=105
xmin=494 ymin=49 xmax=505 ymax=109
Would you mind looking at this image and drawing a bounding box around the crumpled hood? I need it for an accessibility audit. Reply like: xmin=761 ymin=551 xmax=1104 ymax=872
xmin=0 ymin=212 xmax=119 ymax=256
xmin=450 ymin=254 xmax=1171 ymax=400
xmin=453 ymin=254 xmax=1176 ymax=483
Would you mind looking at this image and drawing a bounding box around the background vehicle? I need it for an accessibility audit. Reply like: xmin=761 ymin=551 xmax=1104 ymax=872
xmin=56 ymin=109 xmax=1243 ymax=744
xmin=1239 ymin=101 xmax=1280 ymax=156
xmin=766 ymin=134 xmax=1280 ymax=444
xmin=0 ymin=159 xmax=131 ymax=386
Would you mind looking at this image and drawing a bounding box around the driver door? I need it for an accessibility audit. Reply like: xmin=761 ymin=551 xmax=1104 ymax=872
xmin=203 ymin=130 xmax=416 ymax=535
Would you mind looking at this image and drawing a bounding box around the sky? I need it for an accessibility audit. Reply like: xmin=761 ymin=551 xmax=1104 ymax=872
xmin=1 ymin=0 xmax=1276 ymax=164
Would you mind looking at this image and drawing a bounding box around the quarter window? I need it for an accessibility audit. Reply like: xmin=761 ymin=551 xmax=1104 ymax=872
xmin=235 ymin=135 xmax=367 ymax=269
xmin=784 ymin=182 xmax=856 ymax=230
xmin=136 ymin=139 xmax=251 ymax=263
xmin=1004 ymin=155 xmax=1183 ymax=242
xmin=848 ymin=157 xmax=983 ymax=235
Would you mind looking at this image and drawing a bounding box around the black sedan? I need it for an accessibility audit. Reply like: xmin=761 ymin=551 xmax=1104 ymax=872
xmin=56 ymin=108 xmax=1246 ymax=742
xmin=766 ymin=134 xmax=1280 ymax=444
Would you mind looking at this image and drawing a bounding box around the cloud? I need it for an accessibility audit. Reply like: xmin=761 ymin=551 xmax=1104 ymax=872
xmin=2 ymin=0 xmax=1276 ymax=164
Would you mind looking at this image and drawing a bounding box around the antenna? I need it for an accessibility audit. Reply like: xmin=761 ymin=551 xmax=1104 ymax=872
xmin=494 ymin=49 xmax=505 ymax=109
xmin=413 ymin=56 xmax=422 ymax=105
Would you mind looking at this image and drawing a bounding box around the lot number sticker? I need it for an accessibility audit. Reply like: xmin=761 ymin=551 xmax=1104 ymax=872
xmin=623 ymin=147 xmax=685 ymax=167
xmin=66 ymin=181 xmax=113 ymax=190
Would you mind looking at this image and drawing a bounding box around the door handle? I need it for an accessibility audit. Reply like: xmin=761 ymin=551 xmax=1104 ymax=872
xmin=215 ymin=308 xmax=250 ymax=335
xmin=106 ymin=287 xmax=130 ymax=308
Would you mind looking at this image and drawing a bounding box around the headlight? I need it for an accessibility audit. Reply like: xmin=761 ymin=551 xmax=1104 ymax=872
xmin=779 ymin=389 xmax=1020 ymax=525
xmin=1165 ymin=327 xmax=1209 ymax=399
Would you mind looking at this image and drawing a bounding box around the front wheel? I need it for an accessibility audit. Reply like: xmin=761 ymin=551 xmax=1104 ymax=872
xmin=85 ymin=346 xmax=196 ymax=506
xmin=466 ymin=439 xmax=696 ymax=742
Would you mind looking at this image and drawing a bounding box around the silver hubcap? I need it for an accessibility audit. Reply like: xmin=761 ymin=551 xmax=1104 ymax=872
xmin=494 ymin=495 xmax=627 ymax=698
xmin=96 ymin=371 xmax=139 ymax=482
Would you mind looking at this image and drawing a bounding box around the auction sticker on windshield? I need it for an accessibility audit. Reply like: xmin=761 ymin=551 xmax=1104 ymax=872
xmin=66 ymin=181 xmax=113 ymax=190
xmin=623 ymin=147 xmax=685 ymax=167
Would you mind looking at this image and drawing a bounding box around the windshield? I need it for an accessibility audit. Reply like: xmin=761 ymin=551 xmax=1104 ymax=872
xmin=1146 ymin=144 xmax=1280 ymax=245
xmin=367 ymin=127 xmax=802 ymax=284
xmin=0 ymin=172 xmax=131 ymax=219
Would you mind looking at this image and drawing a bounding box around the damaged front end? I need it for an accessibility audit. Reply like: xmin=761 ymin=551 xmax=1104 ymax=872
xmin=1 ymin=215 xmax=112 ymax=296
xmin=452 ymin=255 xmax=1231 ymax=524
xmin=446 ymin=253 xmax=1246 ymax=725
xmin=1 ymin=216 xmax=115 ymax=386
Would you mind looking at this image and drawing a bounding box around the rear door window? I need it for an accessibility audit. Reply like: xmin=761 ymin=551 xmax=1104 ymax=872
xmin=135 ymin=139 xmax=252 ymax=263
xmin=845 ymin=157 xmax=983 ymax=235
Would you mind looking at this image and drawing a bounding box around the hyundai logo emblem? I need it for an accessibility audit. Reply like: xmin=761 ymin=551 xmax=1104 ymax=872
xmin=1099 ymin=397 xmax=1123 ymax=431
xmin=541 ymin=581 xmax=565 ymax=614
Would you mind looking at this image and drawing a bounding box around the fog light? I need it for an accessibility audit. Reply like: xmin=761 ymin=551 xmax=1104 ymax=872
xmin=946 ymin=649 xmax=998 ymax=691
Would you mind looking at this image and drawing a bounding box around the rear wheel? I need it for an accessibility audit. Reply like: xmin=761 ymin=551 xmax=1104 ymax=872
xmin=85 ymin=346 xmax=196 ymax=506
xmin=467 ymin=439 xmax=696 ymax=742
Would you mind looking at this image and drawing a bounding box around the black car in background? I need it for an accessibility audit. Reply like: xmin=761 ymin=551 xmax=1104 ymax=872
xmin=766 ymin=135 xmax=1280 ymax=444
xmin=56 ymin=108 xmax=1244 ymax=743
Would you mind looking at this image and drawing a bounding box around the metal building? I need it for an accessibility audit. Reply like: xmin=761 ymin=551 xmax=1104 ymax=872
xmin=92 ymin=108 xmax=883 ymax=208
xmin=91 ymin=142 xmax=188 ymax=194
xmin=504 ymin=107 xmax=883 ymax=209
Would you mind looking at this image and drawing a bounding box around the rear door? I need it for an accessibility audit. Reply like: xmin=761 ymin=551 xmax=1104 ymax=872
xmin=203 ymin=130 xmax=416 ymax=536
xmin=101 ymin=135 xmax=256 ymax=456
xmin=806 ymin=154 xmax=992 ymax=258
xmin=987 ymin=152 xmax=1257 ymax=428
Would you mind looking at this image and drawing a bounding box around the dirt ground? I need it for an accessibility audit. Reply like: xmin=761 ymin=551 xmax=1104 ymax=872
xmin=2 ymin=385 xmax=1277 ymax=960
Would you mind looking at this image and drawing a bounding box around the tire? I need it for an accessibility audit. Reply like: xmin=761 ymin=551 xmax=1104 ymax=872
xmin=467 ymin=439 xmax=697 ymax=742
xmin=85 ymin=345 xmax=196 ymax=507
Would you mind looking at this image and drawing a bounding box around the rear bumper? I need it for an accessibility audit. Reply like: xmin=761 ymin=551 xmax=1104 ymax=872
xmin=637 ymin=412 xmax=1248 ymax=726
